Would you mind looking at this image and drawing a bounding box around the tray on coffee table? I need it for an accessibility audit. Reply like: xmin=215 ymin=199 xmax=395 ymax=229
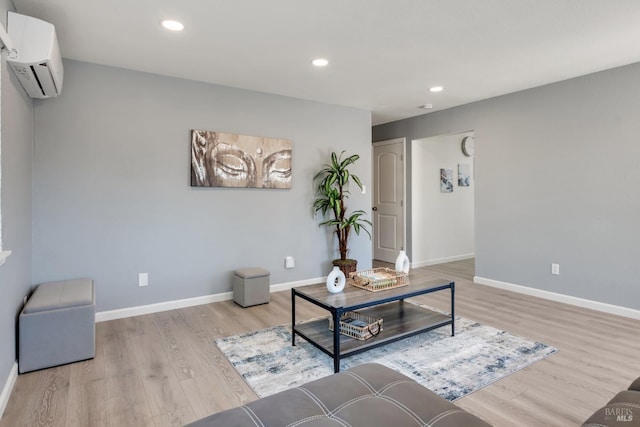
xmin=348 ymin=267 xmax=408 ymax=292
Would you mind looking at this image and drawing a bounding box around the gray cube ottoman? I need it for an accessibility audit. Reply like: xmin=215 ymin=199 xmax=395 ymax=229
xmin=19 ymin=279 xmax=96 ymax=373
xmin=232 ymin=267 xmax=270 ymax=307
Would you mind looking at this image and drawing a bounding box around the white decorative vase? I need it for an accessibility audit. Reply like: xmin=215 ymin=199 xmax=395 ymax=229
xmin=395 ymin=250 xmax=410 ymax=274
xmin=326 ymin=266 xmax=346 ymax=293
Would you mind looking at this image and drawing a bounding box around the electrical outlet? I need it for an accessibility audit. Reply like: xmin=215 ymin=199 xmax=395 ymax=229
xmin=139 ymin=272 xmax=149 ymax=287
xmin=285 ymin=256 xmax=295 ymax=269
xmin=551 ymin=263 xmax=560 ymax=275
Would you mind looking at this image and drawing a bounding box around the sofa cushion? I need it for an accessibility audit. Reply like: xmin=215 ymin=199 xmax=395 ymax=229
xmin=234 ymin=267 xmax=270 ymax=279
xmin=24 ymin=279 xmax=94 ymax=313
xmin=629 ymin=377 xmax=640 ymax=392
xmin=186 ymin=363 xmax=491 ymax=427
xmin=583 ymin=389 xmax=640 ymax=426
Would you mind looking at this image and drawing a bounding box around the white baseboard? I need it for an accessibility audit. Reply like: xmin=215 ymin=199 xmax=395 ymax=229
xmin=269 ymin=276 xmax=325 ymax=293
xmin=474 ymin=276 xmax=640 ymax=320
xmin=96 ymin=292 xmax=233 ymax=322
xmin=95 ymin=276 xmax=324 ymax=322
xmin=0 ymin=362 xmax=18 ymax=421
xmin=411 ymin=253 xmax=475 ymax=269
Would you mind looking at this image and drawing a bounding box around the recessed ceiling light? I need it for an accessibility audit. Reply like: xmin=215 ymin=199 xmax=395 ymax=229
xmin=311 ymin=58 xmax=329 ymax=67
xmin=162 ymin=20 xmax=184 ymax=31
xmin=430 ymin=86 xmax=444 ymax=93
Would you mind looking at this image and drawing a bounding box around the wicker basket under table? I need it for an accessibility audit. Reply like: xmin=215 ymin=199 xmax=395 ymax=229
xmin=328 ymin=312 xmax=383 ymax=341
xmin=348 ymin=267 xmax=408 ymax=292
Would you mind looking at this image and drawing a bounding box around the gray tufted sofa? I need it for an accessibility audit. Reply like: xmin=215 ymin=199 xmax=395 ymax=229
xmin=582 ymin=376 xmax=640 ymax=426
xmin=185 ymin=363 xmax=491 ymax=427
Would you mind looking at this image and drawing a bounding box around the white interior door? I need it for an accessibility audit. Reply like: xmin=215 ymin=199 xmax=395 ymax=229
xmin=372 ymin=138 xmax=405 ymax=262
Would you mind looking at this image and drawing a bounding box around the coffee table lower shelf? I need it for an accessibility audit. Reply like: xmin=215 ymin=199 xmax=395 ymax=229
xmin=292 ymin=301 xmax=452 ymax=365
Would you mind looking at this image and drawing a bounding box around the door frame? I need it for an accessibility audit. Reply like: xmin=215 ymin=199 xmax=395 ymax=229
xmin=372 ymin=137 xmax=407 ymax=261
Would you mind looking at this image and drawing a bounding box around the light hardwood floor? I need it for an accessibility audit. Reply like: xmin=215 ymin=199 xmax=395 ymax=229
xmin=2 ymin=259 xmax=639 ymax=426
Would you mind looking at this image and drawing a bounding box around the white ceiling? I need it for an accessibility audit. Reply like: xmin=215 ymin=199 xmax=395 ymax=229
xmin=11 ymin=0 xmax=640 ymax=125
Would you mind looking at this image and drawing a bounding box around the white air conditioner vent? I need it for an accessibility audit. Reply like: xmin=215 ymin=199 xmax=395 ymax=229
xmin=7 ymin=12 xmax=63 ymax=99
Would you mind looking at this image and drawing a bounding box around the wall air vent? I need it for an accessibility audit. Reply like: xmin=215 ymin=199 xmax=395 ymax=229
xmin=7 ymin=12 xmax=63 ymax=99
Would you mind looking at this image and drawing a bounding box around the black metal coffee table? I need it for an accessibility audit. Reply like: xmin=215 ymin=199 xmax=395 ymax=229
xmin=291 ymin=277 xmax=454 ymax=373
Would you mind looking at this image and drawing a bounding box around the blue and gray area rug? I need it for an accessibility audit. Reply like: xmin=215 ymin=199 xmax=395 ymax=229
xmin=215 ymin=307 xmax=557 ymax=401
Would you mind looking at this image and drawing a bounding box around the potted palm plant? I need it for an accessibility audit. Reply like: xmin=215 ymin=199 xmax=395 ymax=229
xmin=314 ymin=151 xmax=372 ymax=276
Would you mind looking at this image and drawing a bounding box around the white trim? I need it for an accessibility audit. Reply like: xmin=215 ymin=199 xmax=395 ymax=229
xmin=372 ymin=137 xmax=405 ymax=148
xmin=411 ymin=253 xmax=475 ymax=269
xmin=96 ymin=276 xmax=324 ymax=322
xmin=96 ymin=292 xmax=232 ymax=322
xmin=474 ymin=276 xmax=640 ymax=320
xmin=269 ymin=276 xmax=325 ymax=293
xmin=0 ymin=362 xmax=18 ymax=421
xmin=0 ymin=251 xmax=11 ymax=267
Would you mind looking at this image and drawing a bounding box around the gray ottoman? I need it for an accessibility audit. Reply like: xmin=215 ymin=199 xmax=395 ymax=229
xmin=19 ymin=279 xmax=96 ymax=373
xmin=232 ymin=267 xmax=270 ymax=307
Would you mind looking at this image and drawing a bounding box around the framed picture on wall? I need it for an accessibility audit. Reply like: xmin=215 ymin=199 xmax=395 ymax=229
xmin=440 ymin=168 xmax=453 ymax=193
xmin=458 ymin=163 xmax=471 ymax=187
xmin=191 ymin=130 xmax=292 ymax=189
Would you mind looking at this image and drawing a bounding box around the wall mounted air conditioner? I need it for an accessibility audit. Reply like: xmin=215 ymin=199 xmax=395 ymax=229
xmin=7 ymin=11 xmax=63 ymax=99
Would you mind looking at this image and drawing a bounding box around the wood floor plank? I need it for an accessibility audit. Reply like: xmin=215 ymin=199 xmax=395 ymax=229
xmin=65 ymin=379 xmax=110 ymax=427
xmin=20 ymin=366 xmax=70 ymax=427
xmin=150 ymin=404 xmax=196 ymax=427
xmin=125 ymin=315 xmax=191 ymax=419
xmin=108 ymin=404 xmax=156 ymax=427
xmin=0 ymin=367 xmax=39 ymax=426
xmin=105 ymin=368 xmax=155 ymax=427
xmin=2 ymin=259 xmax=639 ymax=427
xmin=101 ymin=317 xmax=139 ymax=378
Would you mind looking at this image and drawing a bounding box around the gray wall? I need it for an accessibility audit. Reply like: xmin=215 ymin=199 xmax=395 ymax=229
xmin=33 ymin=60 xmax=372 ymax=311
xmin=373 ymin=61 xmax=640 ymax=310
xmin=0 ymin=0 xmax=34 ymax=397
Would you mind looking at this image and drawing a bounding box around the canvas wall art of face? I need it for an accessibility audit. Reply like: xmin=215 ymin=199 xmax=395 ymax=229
xmin=191 ymin=130 xmax=292 ymax=189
